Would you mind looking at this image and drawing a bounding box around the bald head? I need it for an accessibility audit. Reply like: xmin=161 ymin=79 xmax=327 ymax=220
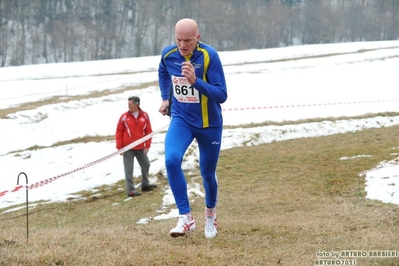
xmin=175 ymin=18 xmax=200 ymax=57
xmin=175 ymin=18 xmax=199 ymax=34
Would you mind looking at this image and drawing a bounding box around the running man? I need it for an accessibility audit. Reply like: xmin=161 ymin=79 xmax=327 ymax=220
xmin=158 ymin=18 xmax=227 ymax=239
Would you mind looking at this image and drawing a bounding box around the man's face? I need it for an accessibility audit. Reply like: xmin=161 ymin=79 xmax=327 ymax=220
xmin=128 ymin=100 xmax=138 ymax=112
xmin=175 ymin=29 xmax=200 ymax=57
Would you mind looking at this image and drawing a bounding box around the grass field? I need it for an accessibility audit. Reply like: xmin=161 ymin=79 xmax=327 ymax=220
xmin=1 ymin=121 xmax=398 ymax=265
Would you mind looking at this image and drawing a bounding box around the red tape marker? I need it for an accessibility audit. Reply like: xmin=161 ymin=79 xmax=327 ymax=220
xmin=222 ymin=99 xmax=399 ymax=112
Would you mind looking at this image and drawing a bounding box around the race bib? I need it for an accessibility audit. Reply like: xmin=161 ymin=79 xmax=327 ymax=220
xmin=172 ymin=75 xmax=200 ymax=103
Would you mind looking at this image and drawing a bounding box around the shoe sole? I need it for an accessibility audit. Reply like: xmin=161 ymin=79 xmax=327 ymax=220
xmin=128 ymin=193 xmax=142 ymax=197
xmin=170 ymin=226 xmax=195 ymax=238
xmin=170 ymin=232 xmax=186 ymax=237
xmin=170 ymin=229 xmax=195 ymax=238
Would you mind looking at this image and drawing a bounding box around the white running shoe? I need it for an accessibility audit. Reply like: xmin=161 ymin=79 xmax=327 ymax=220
xmin=204 ymin=208 xmax=218 ymax=239
xmin=170 ymin=214 xmax=196 ymax=237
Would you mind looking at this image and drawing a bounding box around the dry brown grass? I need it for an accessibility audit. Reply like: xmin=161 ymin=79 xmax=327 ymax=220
xmin=1 ymin=124 xmax=399 ymax=265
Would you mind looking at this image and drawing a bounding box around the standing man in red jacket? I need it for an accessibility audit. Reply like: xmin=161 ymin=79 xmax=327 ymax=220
xmin=115 ymin=96 xmax=157 ymax=197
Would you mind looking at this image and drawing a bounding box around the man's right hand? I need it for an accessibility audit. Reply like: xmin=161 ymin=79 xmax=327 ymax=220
xmin=159 ymin=100 xmax=169 ymax=116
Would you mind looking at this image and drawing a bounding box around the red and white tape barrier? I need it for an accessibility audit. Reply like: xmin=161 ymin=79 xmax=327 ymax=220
xmin=222 ymin=99 xmax=399 ymax=112
xmin=0 ymin=123 xmax=169 ymax=198
xmin=1 ymin=97 xmax=398 ymax=198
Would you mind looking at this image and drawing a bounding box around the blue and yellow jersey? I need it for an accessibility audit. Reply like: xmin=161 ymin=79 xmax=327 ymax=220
xmin=158 ymin=42 xmax=227 ymax=128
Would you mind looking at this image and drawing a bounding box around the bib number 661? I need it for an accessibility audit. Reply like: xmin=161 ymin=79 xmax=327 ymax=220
xmin=174 ymin=84 xmax=195 ymax=96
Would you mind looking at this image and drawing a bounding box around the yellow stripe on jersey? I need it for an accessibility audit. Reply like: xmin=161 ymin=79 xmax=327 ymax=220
xmin=164 ymin=48 xmax=178 ymax=59
xmin=197 ymin=46 xmax=210 ymax=128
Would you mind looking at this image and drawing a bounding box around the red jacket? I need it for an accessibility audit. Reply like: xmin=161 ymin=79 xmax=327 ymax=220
xmin=115 ymin=108 xmax=152 ymax=150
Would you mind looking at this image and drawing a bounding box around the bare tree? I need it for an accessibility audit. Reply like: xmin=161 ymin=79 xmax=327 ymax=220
xmin=1 ymin=0 xmax=399 ymax=67
xmin=0 ymin=0 xmax=12 ymax=66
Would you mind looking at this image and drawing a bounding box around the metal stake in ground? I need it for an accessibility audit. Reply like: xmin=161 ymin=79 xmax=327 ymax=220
xmin=17 ymin=172 xmax=29 ymax=240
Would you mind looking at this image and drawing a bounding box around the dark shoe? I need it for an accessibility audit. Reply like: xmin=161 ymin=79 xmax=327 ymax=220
xmin=142 ymin=184 xmax=157 ymax=192
xmin=128 ymin=191 xmax=142 ymax=197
